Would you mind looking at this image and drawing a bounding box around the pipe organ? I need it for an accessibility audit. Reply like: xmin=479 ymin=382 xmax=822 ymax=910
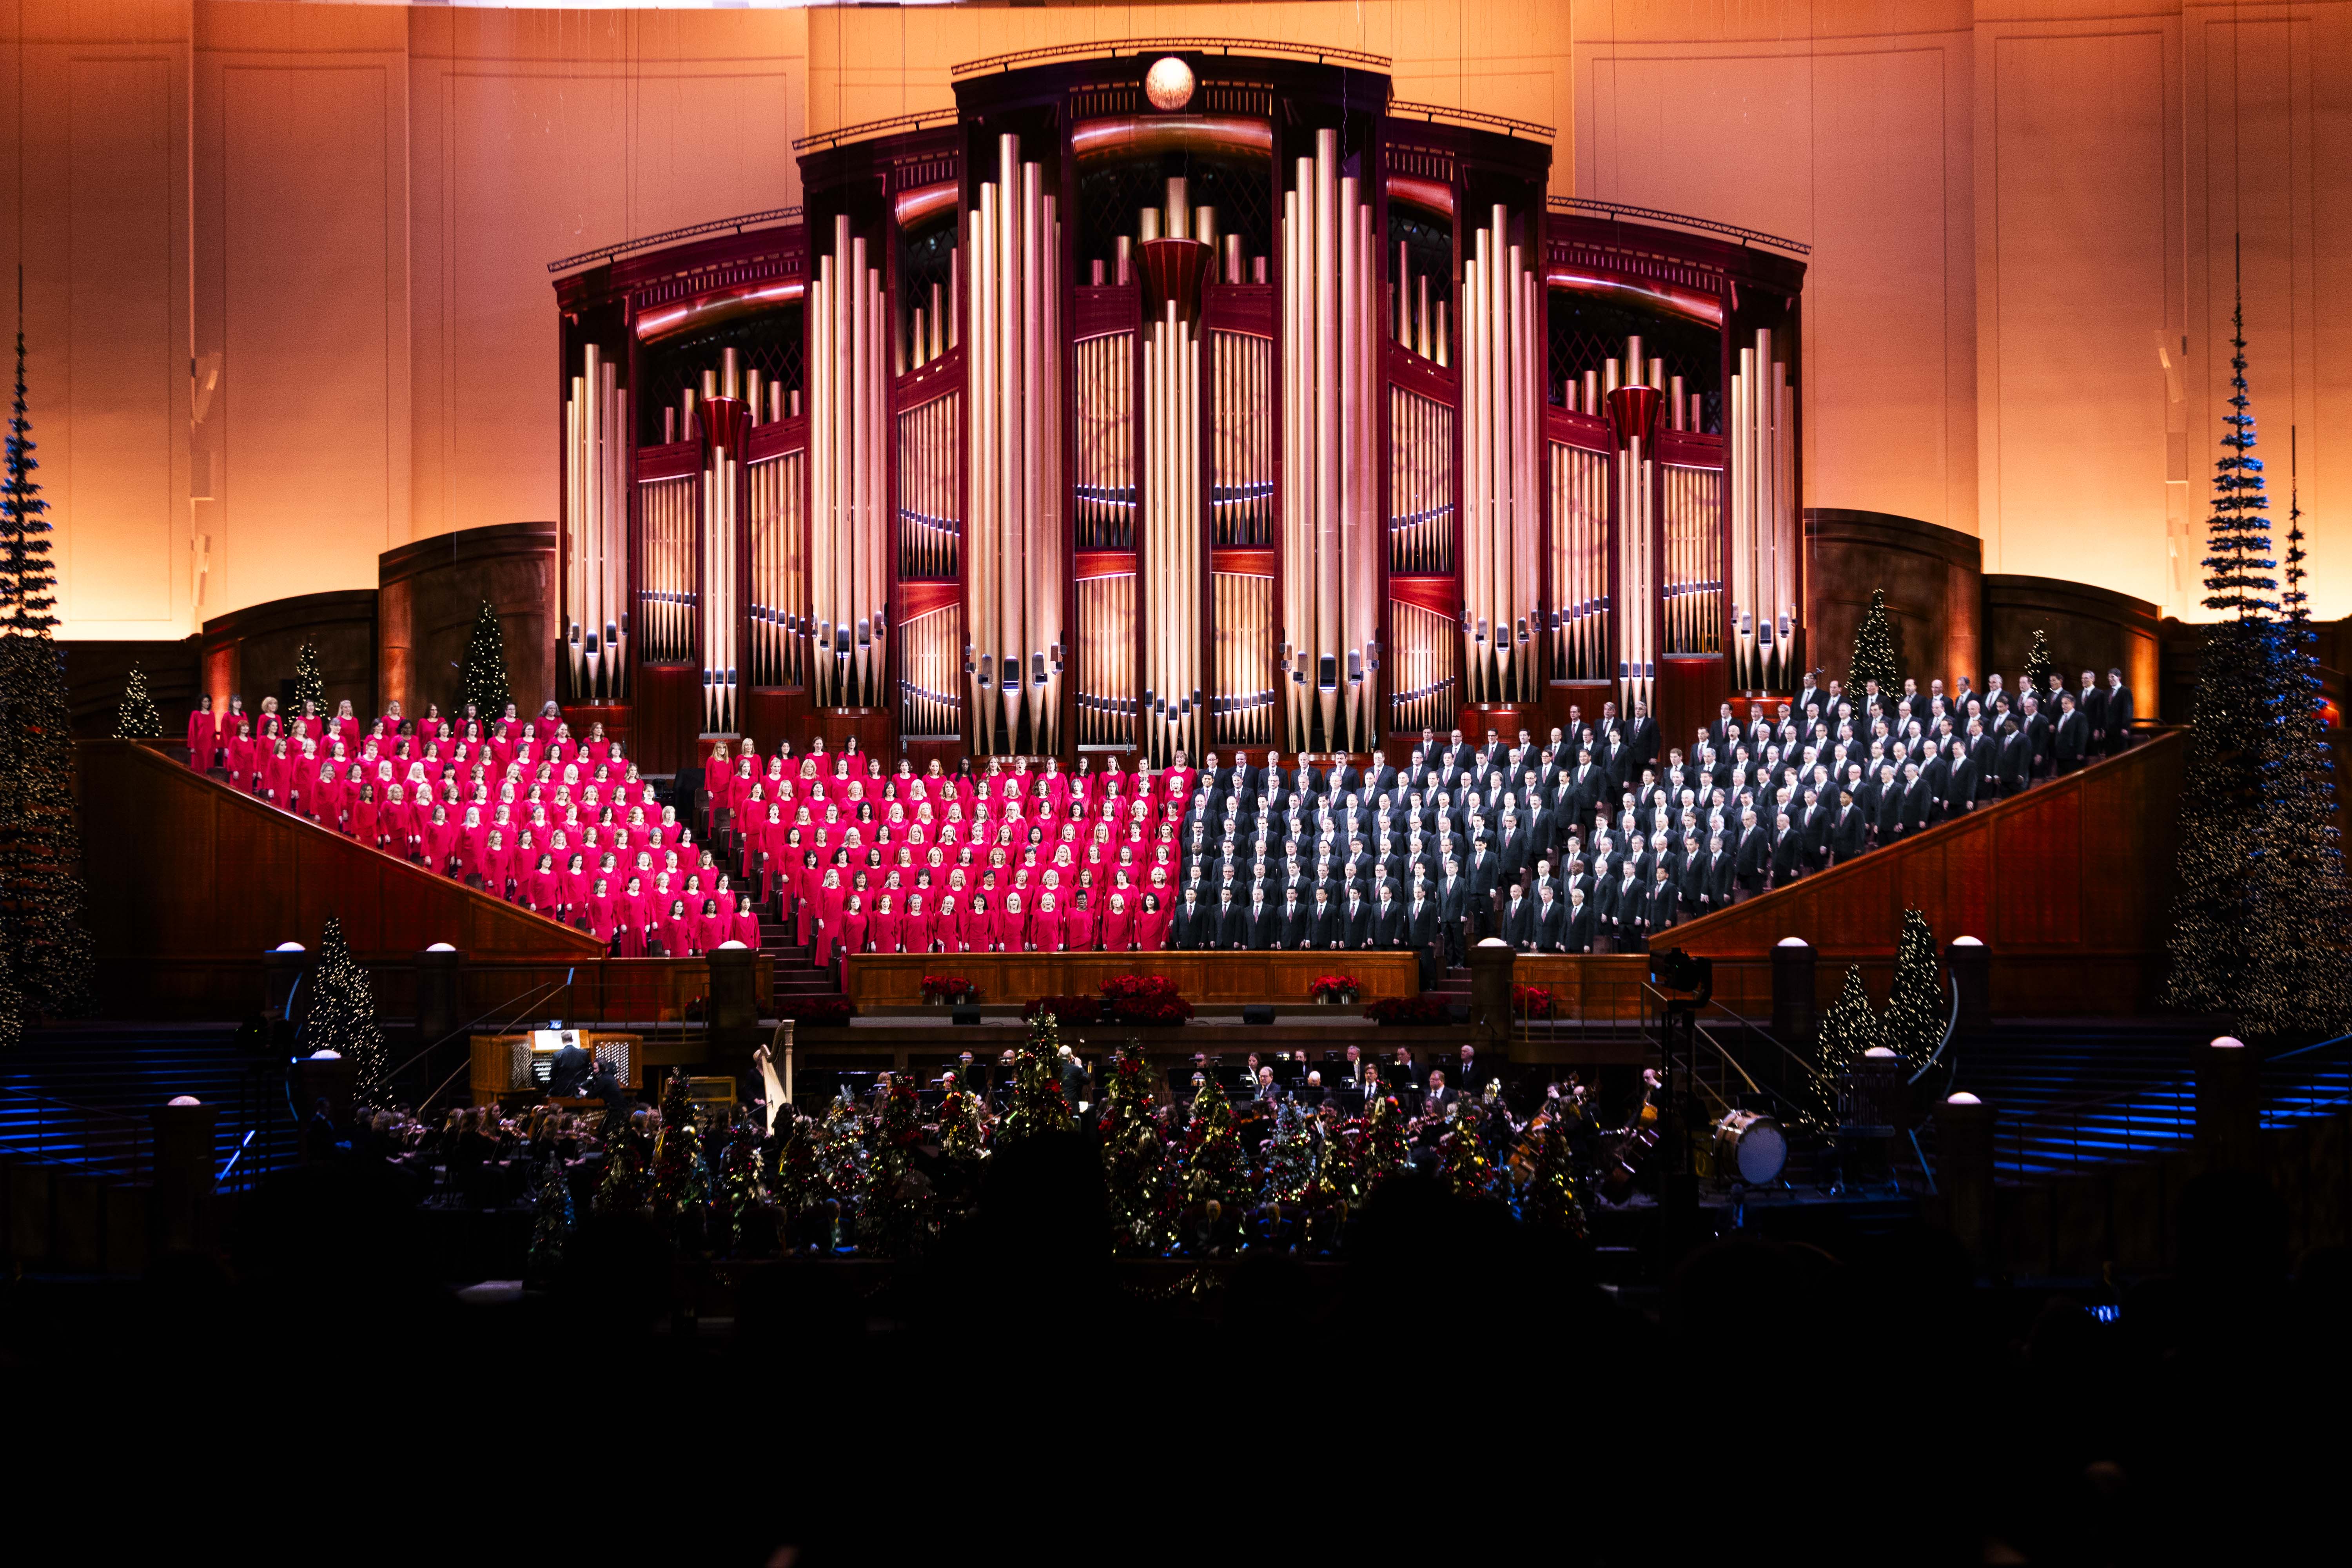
xmin=563 ymin=345 xmax=629 ymax=701
xmin=1279 ymin=128 xmax=1380 ymax=755
xmin=965 ymin=134 xmax=1065 ymax=757
xmin=1730 ymin=326 xmax=1798 ymax=692
xmin=810 ymin=215 xmax=891 ymax=710
xmin=548 ymin=47 xmax=1803 ymax=775
xmin=1458 ymin=204 xmax=1543 ymax=708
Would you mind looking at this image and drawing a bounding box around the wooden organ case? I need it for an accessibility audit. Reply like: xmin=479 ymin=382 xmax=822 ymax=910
xmin=548 ymin=46 xmax=1807 ymax=777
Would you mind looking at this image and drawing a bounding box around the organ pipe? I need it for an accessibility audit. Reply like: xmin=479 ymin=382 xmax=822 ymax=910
xmin=1548 ymin=441 xmax=1610 ymax=682
xmin=1279 ymin=128 xmax=1378 ymax=754
xmin=965 ymin=134 xmax=1065 ymax=756
xmin=1457 ymin=204 xmax=1543 ymax=708
xmin=749 ymin=448 xmax=805 ymax=688
xmin=563 ymin=344 xmax=628 ymax=702
xmin=809 ymin=213 xmax=891 ymax=709
xmin=1388 ymin=385 xmax=1454 ymax=574
xmin=1731 ymin=326 xmax=1797 ymax=690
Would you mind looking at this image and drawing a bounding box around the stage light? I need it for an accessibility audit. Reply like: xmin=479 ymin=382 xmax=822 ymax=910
xmin=1776 ymin=936 xmax=1809 ymax=947
xmin=426 ymin=942 xmax=456 ymax=952
xmin=2210 ymin=1036 xmax=2245 ymax=1049
xmin=309 ymin=1049 xmax=343 ymax=1060
xmin=168 ymin=1094 xmax=202 ymax=1107
xmin=1953 ymin=935 xmax=1984 ymax=947
xmin=274 ymin=942 xmax=305 ymax=952
xmin=717 ymin=940 xmax=749 ymax=950
xmin=1947 ymin=1092 xmax=1982 ymax=1105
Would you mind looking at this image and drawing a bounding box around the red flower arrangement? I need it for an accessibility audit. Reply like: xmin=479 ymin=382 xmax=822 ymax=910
xmin=1365 ymin=995 xmax=1449 ymax=1026
xmin=1510 ymin=983 xmax=1556 ymax=1019
xmin=921 ymin=974 xmax=978 ymax=1005
xmin=1099 ymin=974 xmax=1194 ymax=1026
xmin=1307 ymin=974 xmax=1360 ymax=1002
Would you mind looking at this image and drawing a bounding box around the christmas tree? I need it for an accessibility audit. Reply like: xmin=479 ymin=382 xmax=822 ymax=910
xmin=716 ymin=1113 xmax=773 ymax=1256
xmin=0 ymin=316 xmax=93 ymax=1020
xmin=0 ymin=920 xmax=21 ymax=1051
xmin=113 ymin=662 xmax=161 ymax=739
xmin=860 ymin=1071 xmax=930 ymax=1256
xmin=1847 ymin=588 xmax=1898 ymax=694
xmin=1435 ymin=1102 xmax=1499 ymax=1201
xmin=307 ymin=916 xmax=390 ymax=1103
xmin=461 ymin=600 xmax=514 ymax=724
xmin=2163 ymin=284 xmax=2350 ymax=1038
xmin=648 ymin=1069 xmax=710 ymax=1229
xmin=596 ymin=1110 xmax=651 ymax=1212
xmin=291 ymin=641 xmax=325 ymax=718
xmin=527 ymin=1156 xmax=575 ymax=1276
xmin=2022 ymin=629 xmax=2055 ymax=699
xmin=1097 ymin=1045 xmax=1177 ymax=1254
xmin=1180 ymin=1071 xmax=1249 ymax=1213
xmin=1359 ymin=1093 xmax=1412 ymax=1190
xmin=1880 ymin=909 xmax=1944 ymax=1072
xmin=813 ymin=1097 xmax=866 ymax=1249
xmin=2253 ymin=443 xmax=2352 ymax=1034
xmin=1516 ymin=1118 xmax=1588 ymax=1237
xmin=997 ymin=1010 xmax=1076 ymax=1144
xmin=1259 ymin=1094 xmax=1314 ymax=1203
xmin=1806 ymin=964 xmax=1884 ymax=1132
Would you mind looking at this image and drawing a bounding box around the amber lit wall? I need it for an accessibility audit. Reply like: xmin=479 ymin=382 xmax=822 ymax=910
xmin=2 ymin=0 xmax=2343 ymax=646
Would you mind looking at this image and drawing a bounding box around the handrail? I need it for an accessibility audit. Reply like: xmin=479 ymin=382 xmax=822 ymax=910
xmin=380 ymin=975 xmax=572 ymax=1087
xmin=0 ymin=1079 xmax=146 ymax=1125
xmin=1549 ymin=196 xmax=1811 ymax=256
xmin=217 ymin=1128 xmax=256 ymax=1187
xmin=1386 ymin=101 xmax=1553 ymax=140
xmin=791 ymin=108 xmax=962 ymax=155
xmin=1907 ymin=973 xmax=1963 ymax=1088
xmin=546 ymin=206 xmax=805 ymax=276
xmin=416 ymin=1056 xmax=476 ymax=1118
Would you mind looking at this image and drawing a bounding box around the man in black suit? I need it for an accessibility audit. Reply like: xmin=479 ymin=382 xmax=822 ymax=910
xmin=1646 ymin=864 xmax=1680 ymax=936
xmin=1500 ymin=881 xmax=1535 ymax=951
xmin=1628 ymin=701 xmax=1661 ymax=772
xmin=1371 ymin=887 xmax=1401 ymax=949
xmin=1831 ymin=788 xmax=1868 ymax=862
xmin=1406 ymin=886 xmax=1442 ymax=988
xmin=2020 ymin=695 xmax=2052 ymax=780
xmin=1898 ymin=762 xmax=1933 ymax=836
xmin=1702 ymin=831 xmax=1736 ymax=911
xmin=1561 ymin=886 xmax=1596 ymax=954
xmin=1996 ymin=719 xmax=2031 ymax=797
xmin=1339 ymin=886 xmax=1371 ymax=949
xmin=1268 ymin=889 xmax=1304 ymax=949
xmin=1770 ymin=811 xmax=1804 ymax=887
xmin=1533 ymin=883 xmax=1565 ymax=951
xmin=1422 ymin=1068 xmax=1458 ymax=1121
xmin=1733 ymin=808 xmax=1771 ymax=902
xmin=2078 ymin=670 xmax=2106 ymax=753
xmin=1214 ymin=888 xmax=1249 ymax=950
xmin=2103 ymin=668 xmax=2134 ymax=753
xmin=2052 ymin=691 xmax=2087 ymax=774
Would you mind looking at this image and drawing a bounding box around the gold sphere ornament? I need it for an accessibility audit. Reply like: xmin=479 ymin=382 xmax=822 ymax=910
xmin=1145 ymin=55 xmax=1196 ymax=112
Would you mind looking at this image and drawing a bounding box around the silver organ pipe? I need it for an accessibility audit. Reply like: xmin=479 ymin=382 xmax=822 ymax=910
xmin=965 ymin=133 xmax=1064 ymax=756
xmin=1387 ymin=385 xmax=1454 ymax=574
xmin=1279 ymin=128 xmax=1378 ymax=754
xmin=897 ymin=602 xmax=962 ymax=739
xmin=1137 ymin=175 xmax=1208 ymax=768
xmin=699 ymin=348 xmax=744 ymax=734
xmin=1730 ymin=325 xmax=1797 ymax=690
xmin=1212 ymin=570 xmax=1276 ymax=747
xmin=563 ymin=343 xmax=629 ymax=701
xmin=1075 ymin=332 xmax=1135 ymax=549
xmin=1210 ymin=331 xmax=1271 ymax=546
xmin=1548 ymin=441 xmax=1610 ymax=682
xmin=749 ymin=446 xmax=806 ymax=688
xmin=1458 ymin=204 xmax=1542 ymax=707
xmin=1076 ymin=572 xmax=1136 ymax=748
xmin=1662 ymin=460 xmax=1724 ymax=656
xmin=809 ymin=213 xmax=889 ymax=710
xmin=638 ymin=473 xmax=696 ymax=664
xmin=897 ymin=391 xmax=961 ymax=581
xmin=1387 ymin=598 xmax=1456 ymax=739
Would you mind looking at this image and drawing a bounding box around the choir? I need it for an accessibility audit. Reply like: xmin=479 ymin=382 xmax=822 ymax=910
xmin=177 ymin=661 xmax=2132 ymax=977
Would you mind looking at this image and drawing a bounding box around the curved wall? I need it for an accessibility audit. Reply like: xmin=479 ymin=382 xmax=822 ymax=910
xmin=200 ymin=589 xmax=378 ymax=722
xmin=1804 ymin=508 xmax=1982 ymax=690
xmin=1982 ymin=575 xmax=2161 ymax=719
xmin=377 ymin=523 xmax=558 ymax=721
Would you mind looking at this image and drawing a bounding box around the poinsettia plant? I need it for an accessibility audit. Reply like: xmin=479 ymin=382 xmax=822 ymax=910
xmin=920 ymin=974 xmax=978 ymax=1004
xmin=1099 ymin=974 xmax=1193 ymax=1026
xmin=1307 ymin=974 xmax=1360 ymax=1001
xmin=1510 ymin=983 xmax=1556 ymax=1019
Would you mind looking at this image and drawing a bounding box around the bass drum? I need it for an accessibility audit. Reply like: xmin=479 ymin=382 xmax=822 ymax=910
xmin=1713 ymin=1111 xmax=1788 ymax=1186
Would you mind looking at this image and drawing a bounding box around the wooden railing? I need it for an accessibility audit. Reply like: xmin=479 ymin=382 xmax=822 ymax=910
xmin=844 ymin=951 xmax=1421 ymax=1009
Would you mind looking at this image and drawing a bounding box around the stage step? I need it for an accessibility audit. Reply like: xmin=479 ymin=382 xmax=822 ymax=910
xmin=1 ymin=1024 xmax=299 ymax=1179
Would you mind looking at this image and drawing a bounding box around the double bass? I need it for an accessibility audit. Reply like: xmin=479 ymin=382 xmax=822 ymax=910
xmin=1601 ymin=1071 xmax=1661 ymax=1201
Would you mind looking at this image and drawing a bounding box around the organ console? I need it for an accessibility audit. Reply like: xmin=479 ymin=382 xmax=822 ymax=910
xmin=548 ymin=44 xmax=1808 ymax=776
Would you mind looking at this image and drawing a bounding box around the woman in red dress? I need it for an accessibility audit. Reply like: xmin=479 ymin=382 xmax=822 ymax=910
xmin=1064 ymin=889 xmax=1095 ymax=953
xmin=729 ymin=900 xmax=761 ymax=949
xmin=997 ymin=890 xmax=1029 ymax=953
xmin=695 ymin=897 xmax=725 ymax=953
xmin=1136 ymin=891 xmax=1170 ymax=951
xmin=901 ymin=890 xmax=933 ymax=957
xmin=560 ymin=852 xmax=590 ymax=921
xmin=661 ymin=898 xmax=695 ymax=957
xmin=933 ymin=891 xmax=962 ymax=955
xmin=350 ymin=783 xmax=378 ymax=847
xmin=960 ymin=891 xmax=992 ymax=953
xmin=838 ymin=892 xmax=869 ymax=972
xmin=587 ymin=877 xmax=618 ymax=949
xmin=616 ymin=875 xmax=649 ymax=956
xmin=868 ymin=891 xmax=900 ymax=956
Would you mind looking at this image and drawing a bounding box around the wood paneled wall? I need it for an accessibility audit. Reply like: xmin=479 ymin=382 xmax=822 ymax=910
xmin=844 ymin=953 xmax=1423 ymax=1009
xmin=199 ymin=589 xmax=379 ymax=721
xmin=1983 ymin=573 xmax=2161 ymax=716
xmin=79 ymin=739 xmax=603 ymax=1015
xmin=1804 ymin=508 xmax=1982 ymax=690
xmin=1653 ymin=731 xmax=2185 ymax=1016
xmin=377 ymin=522 xmax=558 ymax=720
